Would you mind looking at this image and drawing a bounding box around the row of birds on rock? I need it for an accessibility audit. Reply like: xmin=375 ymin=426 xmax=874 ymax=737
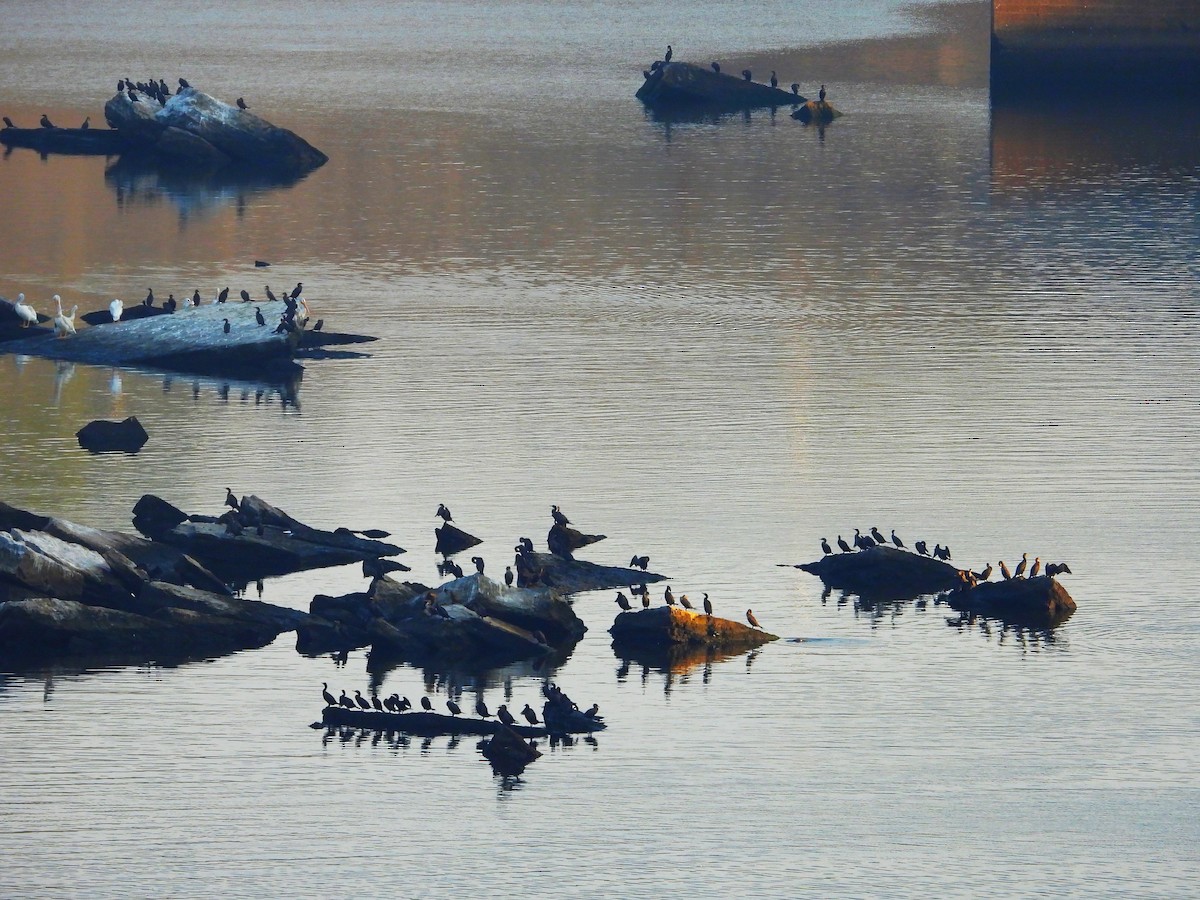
xmin=2 ymin=77 xmax=249 ymax=129
xmin=614 ymin=586 xmax=764 ymax=629
xmin=645 ymin=44 xmax=828 ymax=101
xmin=822 ymin=527 xmax=952 ymax=560
xmin=961 ymin=554 xmax=1073 ymax=585
xmin=321 ymin=684 xmax=600 ymax=726
xmin=2 ymin=114 xmax=92 ymax=130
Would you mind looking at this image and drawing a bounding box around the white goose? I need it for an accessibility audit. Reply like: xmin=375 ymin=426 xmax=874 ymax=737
xmin=109 ymin=298 xmax=123 ymax=322
xmin=13 ymin=292 xmax=38 ymax=327
xmin=52 ymin=295 xmax=77 ymax=338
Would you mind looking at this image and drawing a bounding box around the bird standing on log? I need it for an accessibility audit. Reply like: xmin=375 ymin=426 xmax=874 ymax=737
xmin=641 ymin=591 xmax=650 ymax=609
xmin=446 ymin=700 xmax=462 ymax=716
xmin=224 ymin=488 xmax=239 ymax=511
xmin=52 ymin=296 xmax=77 ymax=338
xmin=420 ymin=696 xmax=433 ymax=711
xmin=703 ymin=593 xmax=713 ymax=616
xmin=338 ymin=691 xmax=353 ymax=709
xmin=915 ymin=540 xmax=928 ymax=556
xmin=2 ymin=116 xmax=15 ymax=128
xmin=354 ymin=690 xmax=371 ymax=710
xmin=819 ymin=84 xmax=827 ymax=102
xmin=504 ymin=566 xmax=514 ymax=586
xmin=891 ymin=530 xmax=905 ymax=549
xmin=476 ymin=699 xmax=491 ymax=718
xmin=871 ymin=526 xmax=886 ymax=545
xmin=497 ymin=704 xmax=515 ymax=726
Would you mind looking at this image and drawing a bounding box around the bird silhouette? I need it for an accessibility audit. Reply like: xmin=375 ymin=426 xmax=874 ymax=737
xmin=664 ymin=586 xmax=675 ymax=606
xmin=891 ymin=530 xmax=905 ymax=549
xmin=224 ymin=488 xmax=239 ymax=511
xmin=821 ymin=538 xmax=833 ymax=555
xmin=255 ymin=307 xmax=265 ymax=326
xmin=446 ymin=700 xmax=462 ymax=716
xmin=915 ymin=540 xmax=929 ymax=556
xmin=770 ymin=71 xmax=778 ymax=88
xmin=551 ymin=505 xmax=570 ymax=526
xmin=321 ymin=683 xmax=336 ymax=707
xmin=664 ymin=44 xmax=673 ymax=63
xmin=354 ymin=690 xmax=371 ymax=710
xmin=1015 ymin=553 xmax=1028 ymax=578
xmin=837 ymin=536 xmax=852 ymax=553
xmin=237 ymin=97 xmax=249 ymax=110
xmin=679 ymin=594 xmax=694 ymax=610
xmin=999 ymin=560 xmax=1013 ymax=580
xmin=1030 ymin=557 xmax=1041 ymax=578
xmin=476 ymin=699 xmax=491 ymax=718
xmin=420 ymin=696 xmax=433 ymax=711
xmin=504 ymin=566 xmax=514 ymax=586
xmin=703 ymin=593 xmax=713 ymax=616
xmin=437 ymin=503 xmax=453 ymax=522
xmin=39 ymin=114 xmax=54 ymax=128
xmin=615 ymin=592 xmax=632 ymax=611
xmin=521 ymin=704 xmax=539 ymax=725
xmin=497 ymin=704 xmax=515 ymax=726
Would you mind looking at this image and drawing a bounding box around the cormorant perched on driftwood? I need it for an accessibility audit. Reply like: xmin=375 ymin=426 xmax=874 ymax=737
xmin=436 ymin=503 xmax=453 ymax=523
xmin=630 ymin=555 xmax=649 ymax=570
xmin=2 ymin=116 xmax=14 ymax=128
xmin=497 ymin=704 xmax=515 ymax=726
xmin=504 ymin=566 xmax=514 ymax=586
xmin=354 ymin=691 xmax=371 ymax=710
xmin=821 ymin=538 xmax=833 ymax=556
xmin=871 ymin=526 xmax=886 ymax=545
xmin=127 ymin=90 xmax=139 ymax=102
xmin=915 ymin=540 xmax=928 ymax=556
xmin=615 ymin=592 xmax=632 ymax=611
xmin=321 ymin=683 xmax=336 ymax=707
xmin=664 ymin=586 xmax=675 ymax=606
xmin=290 ymin=282 xmax=303 ymax=299
xmin=979 ymin=563 xmax=993 ymax=581
xmin=746 ymin=609 xmax=762 ymax=629
xmin=237 ymin=97 xmax=248 ymax=110
xmin=420 ymin=696 xmax=433 ymax=711
xmin=39 ymin=114 xmax=54 ymax=128
xmin=891 ymin=530 xmax=905 ymax=549
xmin=641 ymin=592 xmax=650 ymax=609
xmin=372 ymin=695 xmax=384 ymax=712
xmin=338 ymin=691 xmax=354 ymax=709
xmin=1030 ymin=557 xmax=1041 ymax=578
xmin=144 ymin=289 xmax=154 ymax=307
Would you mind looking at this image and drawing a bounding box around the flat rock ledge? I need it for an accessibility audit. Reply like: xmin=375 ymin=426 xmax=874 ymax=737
xmin=609 ymin=605 xmax=778 ymax=651
xmin=516 ymin=551 xmax=666 ymax=593
xmin=637 ymin=62 xmax=806 ymax=110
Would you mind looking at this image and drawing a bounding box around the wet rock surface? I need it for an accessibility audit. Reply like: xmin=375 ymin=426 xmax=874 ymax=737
xmin=945 ymin=576 xmax=1077 ymax=627
xmin=609 ymin=605 xmax=778 ymax=650
xmin=515 ymin=551 xmax=662 ymax=593
xmin=637 ymin=62 xmax=806 ymax=110
xmin=76 ymin=416 xmax=149 ymax=453
xmin=798 ymin=545 xmax=963 ymax=599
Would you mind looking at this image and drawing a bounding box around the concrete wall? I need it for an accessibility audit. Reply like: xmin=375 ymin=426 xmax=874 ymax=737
xmin=995 ymin=0 xmax=1200 ymax=37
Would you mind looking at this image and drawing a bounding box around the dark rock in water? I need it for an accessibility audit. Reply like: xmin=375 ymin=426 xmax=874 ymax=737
xmin=791 ymin=100 xmax=842 ymax=124
xmin=797 ymin=545 xmax=962 ymax=600
xmin=481 ymin=724 xmax=544 ymax=777
xmin=0 ymin=294 xmax=52 ymax=343
xmin=609 ymin=605 xmax=778 ymax=651
xmin=435 ymin=522 xmax=482 ymax=556
xmin=132 ymin=494 xmax=189 ymax=535
xmin=546 ymin=523 xmax=606 ymax=559
xmin=945 ymin=575 xmax=1076 ymax=628
xmin=515 ymin=551 xmax=665 ymax=594
xmin=0 ymin=126 xmax=130 ymax=156
xmin=637 ymin=62 xmax=805 ymax=111
xmin=76 ymin=416 xmax=149 ymax=453
xmin=103 ymin=89 xmax=326 ymax=175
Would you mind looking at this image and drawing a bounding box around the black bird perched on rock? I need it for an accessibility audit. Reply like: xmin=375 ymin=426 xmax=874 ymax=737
xmin=144 ymin=288 xmax=154 ymax=307
xmin=436 ymin=503 xmax=452 ymax=523
xmin=321 ymin=683 xmax=336 ymax=707
xmin=371 ymin=694 xmax=384 ymax=712
xmin=80 ymin=116 xmax=89 ymax=129
xmin=255 ymin=307 xmax=265 ymax=326
xmin=641 ymin=591 xmax=650 ymax=609
xmin=2 ymin=116 xmax=14 ymax=128
xmin=521 ymin=704 xmax=539 ymax=725
xmin=791 ymin=83 xmax=800 ymax=95
xmin=472 ymin=556 xmax=485 ymax=574
xmin=117 ymin=79 xmax=125 ymax=92
xmin=551 ymin=505 xmax=570 ymax=526
xmin=420 ymin=696 xmax=432 ymax=712
xmin=746 ymin=609 xmax=762 ymax=629
xmin=979 ymin=563 xmax=993 ymax=582
xmin=853 ymin=528 xmax=866 ymax=549
xmin=664 ymin=44 xmax=673 ymax=63
xmin=476 ymin=699 xmax=491 ymax=718
xmin=224 ymin=487 xmax=239 ymax=511
xmin=679 ymin=594 xmax=694 ymax=610
xmin=615 ymin=592 xmax=632 ymax=611
xmin=915 ymin=540 xmax=928 ymax=556
xmin=265 ymin=285 xmax=277 ymax=302
xmin=871 ymin=526 xmax=887 ymax=545
xmin=584 ymin=703 xmax=600 ymax=719
xmin=664 ymin=586 xmax=675 ymax=606
xmin=711 ymin=62 xmax=720 ymax=73
xmin=222 ymin=318 xmax=230 ymax=334
xmin=446 ymin=559 xmax=464 ymax=578
xmin=127 ymin=90 xmax=139 ymax=102
xmin=819 ymin=84 xmax=827 ymax=102
xmin=383 ymin=695 xmax=398 ymax=712
xmin=398 ymin=696 xmax=412 ymax=711
xmin=838 ymin=535 xmax=852 ymax=553
xmin=742 ymin=69 xmax=752 ymax=81
xmin=504 ymin=566 xmax=514 ymax=586
xmin=39 ymin=114 xmax=54 ymax=128
xmin=891 ymin=530 xmax=905 ymax=549
xmin=354 ymin=690 xmax=371 ymax=710
xmin=1045 ymin=562 xmax=1072 ymax=578
xmin=446 ymin=700 xmax=462 ymax=716
xmin=237 ymin=97 xmax=248 ymax=110
xmin=999 ymin=560 xmax=1013 ymax=580
xmin=290 ymin=282 xmax=303 ymax=299
xmin=703 ymin=593 xmax=713 ymax=616
xmin=1030 ymin=557 xmax=1041 ymax=578
xmin=338 ymin=691 xmax=354 ymax=709
xmin=218 ymin=287 xmax=229 ymax=303
xmin=178 ymin=77 xmax=190 ymax=90
xmin=630 ymin=555 xmax=649 ymax=570
xmin=497 ymin=704 xmax=515 ymax=726
xmin=312 ymin=318 xmax=324 ymax=332
xmin=159 ymin=79 xmax=170 ymax=96
xmin=240 ymin=289 xmax=251 ymax=302
xmin=770 ymin=71 xmax=778 ymax=88
xmin=1014 ymin=553 xmax=1029 ymax=578
xmin=519 ymin=537 xmax=534 ymax=553
xmin=821 ymin=538 xmax=833 ymax=556
xmin=164 ymin=294 xmax=177 ymax=312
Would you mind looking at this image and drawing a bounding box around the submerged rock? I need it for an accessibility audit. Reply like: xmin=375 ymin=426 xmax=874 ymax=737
xmin=76 ymin=416 xmax=149 ymax=453
xmin=609 ymin=605 xmax=778 ymax=651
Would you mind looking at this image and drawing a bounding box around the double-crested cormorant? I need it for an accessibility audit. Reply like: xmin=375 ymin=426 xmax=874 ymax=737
xmin=178 ymin=77 xmax=190 ymax=90
xmin=999 ymin=560 xmax=1013 ymax=580
xmin=164 ymin=294 xmax=177 ymax=312
xmin=504 ymin=566 xmax=514 ymax=586
xmin=630 ymin=555 xmax=650 ymax=570
xmin=519 ymin=537 xmax=534 ymax=553
xmin=584 ymin=703 xmax=600 ymax=719
xmin=338 ymin=691 xmax=354 ymax=709
xmin=770 ymin=71 xmax=778 ymax=88
xmin=217 ymin=287 xmax=229 ymax=303
xmin=742 ymin=69 xmax=752 ymax=81
xmin=117 ymin=79 xmax=125 ymax=92
xmin=821 ymin=538 xmax=833 ymax=556
xmin=2 ymin=116 xmax=14 ymax=129
xmin=446 ymin=700 xmax=462 ymax=716
xmin=891 ymin=530 xmax=905 ymax=548
xmin=664 ymin=45 xmax=673 ymax=63
xmin=222 ymin=318 xmax=231 ymax=334
xmin=641 ymin=592 xmax=650 ymax=609
xmin=472 ymin=556 xmax=485 ymax=574
xmin=80 ymin=116 xmax=90 ymax=130
xmin=354 ymin=690 xmax=371 ymax=710
xmin=237 ymin=97 xmax=248 ymax=110
xmin=255 ymin=307 xmax=265 ymax=326
xmin=265 ymin=285 xmax=277 ymax=302
xmin=240 ymin=289 xmax=251 ymax=302
xmin=521 ymin=704 xmax=539 ymax=725
xmin=372 ymin=694 xmax=384 ymax=712
xmin=979 ymin=563 xmax=993 ymax=581
xmin=420 ymin=696 xmax=433 ymax=711
xmin=312 ymin=318 xmax=324 ymax=332
xmin=444 ymin=559 xmax=463 ymax=578
xmin=476 ymin=699 xmax=491 ymax=718
xmin=1014 ymin=553 xmax=1028 ymax=578
xmin=871 ymin=526 xmax=887 ymax=545
xmin=39 ymin=114 xmax=54 ymax=128
xmin=711 ymin=62 xmax=720 ymax=73
xmin=615 ymin=592 xmax=632 ymax=611
xmin=321 ymin=683 xmax=336 ymax=706
xmin=1045 ymin=562 xmax=1072 ymax=578
xmin=290 ymin=282 xmax=303 ymax=299
xmin=915 ymin=540 xmax=928 ymax=556
xmin=497 ymin=704 xmax=516 ymax=726
xmin=853 ymin=528 xmax=865 ymax=549
xmin=838 ymin=535 xmax=852 ymax=553
xmin=1030 ymin=557 xmax=1041 ymax=578
xmin=703 ymin=593 xmax=713 ymax=616
xmin=436 ymin=503 xmax=452 ymax=522
xmin=746 ymin=609 xmax=761 ymax=629
xmin=679 ymin=594 xmax=694 ymax=610
xmin=664 ymin=586 xmax=675 ymax=605
xmin=143 ymin=288 xmax=154 ymax=307
xmin=551 ymin=504 xmax=570 ymax=526
xmin=224 ymin=487 xmax=239 ymax=511
xmin=398 ymin=696 xmax=412 ymax=711
xmin=127 ymin=90 xmax=139 ymax=102
xmin=791 ymin=83 xmax=799 ymax=95
xmin=819 ymin=84 xmax=827 ymax=102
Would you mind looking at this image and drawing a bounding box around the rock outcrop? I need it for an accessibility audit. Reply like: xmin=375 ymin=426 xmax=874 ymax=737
xmin=791 ymin=100 xmax=843 ymax=124
xmin=797 ymin=545 xmax=963 ymax=599
xmin=945 ymin=575 xmax=1076 ymax=627
xmin=609 ymin=605 xmax=778 ymax=651
xmin=637 ymin=62 xmax=806 ymax=110
xmin=514 ymin=551 xmax=666 ymax=593
xmin=435 ymin=522 xmax=482 ymax=556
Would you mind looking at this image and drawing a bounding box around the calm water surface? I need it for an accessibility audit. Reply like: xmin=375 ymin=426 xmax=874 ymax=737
xmin=1 ymin=1 xmax=1198 ymax=896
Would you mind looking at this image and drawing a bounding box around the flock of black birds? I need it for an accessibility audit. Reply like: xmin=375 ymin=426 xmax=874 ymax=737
xmin=321 ymin=681 xmax=603 ymax=728
xmin=642 ymin=44 xmax=827 ymax=102
xmin=820 ymin=527 xmax=1073 ymax=586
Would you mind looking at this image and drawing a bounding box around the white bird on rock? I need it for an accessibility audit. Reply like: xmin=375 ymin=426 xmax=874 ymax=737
xmin=108 ymin=298 xmax=123 ymax=322
xmin=52 ymin=295 xmax=77 ymax=338
xmin=13 ymin=293 xmax=37 ymax=327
